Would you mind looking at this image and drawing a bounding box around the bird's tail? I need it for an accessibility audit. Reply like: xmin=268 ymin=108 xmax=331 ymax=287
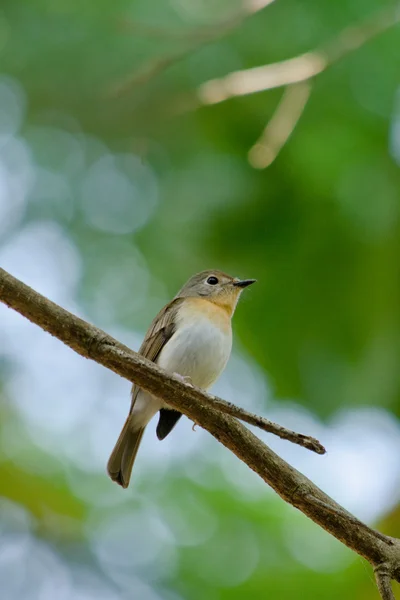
xmin=107 ymin=417 xmax=145 ymax=489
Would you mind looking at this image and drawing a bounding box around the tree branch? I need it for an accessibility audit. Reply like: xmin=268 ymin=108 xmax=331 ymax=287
xmin=247 ymin=81 xmax=312 ymax=169
xmin=0 ymin=268 xmax=322 ymax=454
xmin=110 ymin=0 xmax=276 ymax=97
xmin=203 ymin=393 xmax=325 ymax=454
xmin=1 ymin=267 xmax=400 ymax=592
xmin=375 ymin=564 xmax=396 ymax=600
xmin=197 ymin=5 xmax=400 ymax=104
xmin=193 ymin=4 xmax=400 ymax=170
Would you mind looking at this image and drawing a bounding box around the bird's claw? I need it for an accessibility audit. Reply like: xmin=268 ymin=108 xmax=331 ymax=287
xmin=173 ymin=373 xmax=193 ymax=387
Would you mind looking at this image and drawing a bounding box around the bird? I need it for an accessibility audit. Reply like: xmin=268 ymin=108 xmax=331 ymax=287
xmin=107 ymin=269 xmax=256 ymax=488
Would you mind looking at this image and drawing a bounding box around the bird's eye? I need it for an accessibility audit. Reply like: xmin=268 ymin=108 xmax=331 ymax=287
xmin=206 ymin=276 xmax=219 ymax=285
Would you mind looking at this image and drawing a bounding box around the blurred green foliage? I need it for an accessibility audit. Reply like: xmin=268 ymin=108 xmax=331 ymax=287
xmin=0 ymin=0 xmax=400 ymax=598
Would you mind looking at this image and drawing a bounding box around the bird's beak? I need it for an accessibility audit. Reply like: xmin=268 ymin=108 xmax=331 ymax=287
xmin=233 ymin=278 xmax=257 ymax=288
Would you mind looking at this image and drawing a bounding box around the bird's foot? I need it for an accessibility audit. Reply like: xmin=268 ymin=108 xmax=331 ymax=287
xmin=192 ymin=423 xmax=197 ymax=432
xmin=173 ymin=373 xmax=193 ymax=387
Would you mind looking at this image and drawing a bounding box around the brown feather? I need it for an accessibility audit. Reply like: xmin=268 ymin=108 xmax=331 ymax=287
xmin=107 ymin=298 xmax=184 ymax=487
xmin=129 ymin=297 xmax=184 ymax=408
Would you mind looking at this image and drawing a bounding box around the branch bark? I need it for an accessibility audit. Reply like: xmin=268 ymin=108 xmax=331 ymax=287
xmin=375 ymin=564 xmax=396 ymax=600
xmin=1 ymin=267 xmax=400 ymax=596
xmin=206 ymin=396 xmax=325 ymax=454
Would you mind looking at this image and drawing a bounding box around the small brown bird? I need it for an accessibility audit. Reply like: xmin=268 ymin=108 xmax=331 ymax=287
xmin=107 ymin=269 xmax=256 ymax=488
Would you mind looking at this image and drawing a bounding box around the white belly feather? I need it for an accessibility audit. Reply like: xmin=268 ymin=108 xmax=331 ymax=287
xmin=131 ymin=314 xmax=232 ymax=427
xmin=157 ymin=316 xmax=232 ymax=389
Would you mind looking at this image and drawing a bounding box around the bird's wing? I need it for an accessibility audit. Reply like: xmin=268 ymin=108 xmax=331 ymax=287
xmin=130 ymin=297 xmax=184 ymax=408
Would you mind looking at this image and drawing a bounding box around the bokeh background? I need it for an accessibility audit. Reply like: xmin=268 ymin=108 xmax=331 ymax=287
xmin=1 ymin=0 xmax=400 ymax=598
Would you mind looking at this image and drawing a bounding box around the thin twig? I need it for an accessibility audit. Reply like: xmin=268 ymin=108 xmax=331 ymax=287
xmin=2 ymin=267 xmax=400 ymax=591
xmin=198 ymin=53 xmax=323 ymax=104
xmin=204 ymin=393 xmax=325 ymax=454
xmin=375 ymin=565 xmax=396 ymax=600
xmin=248 ymin=81 xmax=312 ymax=169
xmin=110 ymin=52 xmax=190 ymax=97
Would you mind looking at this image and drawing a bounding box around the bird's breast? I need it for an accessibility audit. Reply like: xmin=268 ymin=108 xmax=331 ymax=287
xmin=157 ymin=299 xmax=232 ymax=390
